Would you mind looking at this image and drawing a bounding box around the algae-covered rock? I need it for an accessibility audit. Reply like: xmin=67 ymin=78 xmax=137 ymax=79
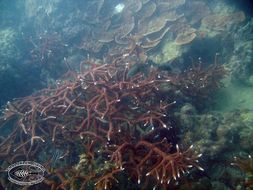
xmin=211 ymin=181 xmax=230 ymax=190
xmin=177 ymin=109 xmax=253 ymax=189
xmin=240 ymin=111 xmax=253 ymax=126
xmin=214 ymin=75 xmax=253 ymax=111
xmin=176 ymin=103 xmax=197 ymax=129
xmin=150 ymin=42 xmax=182 ymax=63
xmin=230 ymin=18 xmax=253 ymax=86
xmin=179 ymin=110 xmax=253 ymax=156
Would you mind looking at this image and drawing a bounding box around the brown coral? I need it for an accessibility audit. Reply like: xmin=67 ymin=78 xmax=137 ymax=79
xmin=174 ymin=28 xmax=197 ymax=45
xmin=201 ymin=11 xmax=246 ymax=31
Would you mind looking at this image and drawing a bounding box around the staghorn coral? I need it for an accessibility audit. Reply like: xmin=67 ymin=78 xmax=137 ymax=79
xmin=232 ymin=155 xmax=253 ymax=189
xmin=28 ymin=31 xmax=67 ymax=67
xmin=173 ymin=60 xmax=226 ymax=106
xmin=0 ymin=45 xmax=211 ymax=190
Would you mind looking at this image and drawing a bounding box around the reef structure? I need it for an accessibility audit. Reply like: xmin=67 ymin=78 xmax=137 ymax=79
xmin=0 ymin=43 xmax=226 ymax=190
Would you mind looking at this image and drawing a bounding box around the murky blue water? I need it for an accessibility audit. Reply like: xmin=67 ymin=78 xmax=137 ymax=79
xmin=0 ymin=0 xmax=252 ymax=189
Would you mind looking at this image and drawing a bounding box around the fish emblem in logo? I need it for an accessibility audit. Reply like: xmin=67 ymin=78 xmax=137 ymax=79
xmin=6 ymin=161 xmax=45 ymax=186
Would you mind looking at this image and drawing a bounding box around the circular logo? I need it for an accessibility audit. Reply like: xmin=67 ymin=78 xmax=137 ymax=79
xmin=6 ymin=161 xmax=45 ymax=186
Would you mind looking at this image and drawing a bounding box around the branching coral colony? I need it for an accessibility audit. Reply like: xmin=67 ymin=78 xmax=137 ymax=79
xmin=0 ymin=44 xmax=225 ymax=190
xmin=232 ymin=155 xmax=253 ymax=189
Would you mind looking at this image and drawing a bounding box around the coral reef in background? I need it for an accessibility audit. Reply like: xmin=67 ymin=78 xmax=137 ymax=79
xmin=0 ymin=28 xmax=19 ymax=64
xmin=20 ymin=0 xmax=212 ymax=62
xmin=0 ymin=28 xmax=43 ymax=106
xmin=176 ymin=108 xmax=253 ymax=189
xmin=178 ymin=110 xmax=253 ymax=156
xmin=230 ymin=18 xmax=253 ymax=86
